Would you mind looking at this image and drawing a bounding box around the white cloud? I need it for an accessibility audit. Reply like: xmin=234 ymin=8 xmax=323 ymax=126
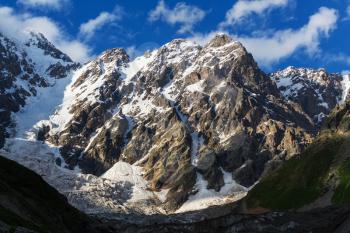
xmin=191 ymin=7 xmax=338 ymax=67
xmin=58 ymin=40 xmax=91 ymax=63
xmin=17 ymin=0 xmax=68 ymax=10
xmin=148 ymin=0 xmax=206 ymax=34
xmin=342 ymin=70 xmax=350 ymax=75
xmin=0 ymin=6 xmax=91 ymax=62
xmin=79 ymin=7 xmax=123 ymax=40
xmin=220 ymin=0 xmax=289 ymax=28
xmin=323 ymin=53 xmax=350 ymax=66
xmin=238 ymin=7 xmax=338 ymax=66
xmin=345 ymin=5 xmax=350 ymax=20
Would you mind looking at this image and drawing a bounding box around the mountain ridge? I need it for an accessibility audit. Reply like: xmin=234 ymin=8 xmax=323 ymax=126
xmin=0 ymin=32 xmax=349 ymax=216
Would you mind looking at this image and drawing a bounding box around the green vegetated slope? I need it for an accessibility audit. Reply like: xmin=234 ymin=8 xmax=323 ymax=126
xmin=0 ymin=155 xmax=106 ymax=233
xmin=246 ymin=102 xmax=350 ymax=210
xmin=333 ymin=156 xmax=350 ymax=204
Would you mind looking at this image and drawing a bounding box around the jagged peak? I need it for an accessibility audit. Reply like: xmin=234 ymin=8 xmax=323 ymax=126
xmin=272 ymin=66 xmax=344 ymax=83
xmin=206 ymin=33 xmax=235 ymax=48
xmin=160 ymin=38 xmax=201 ymax=55
xmin=28 ymin=32 xmax=49 ymax=43
xmin=202 ymin=34 xmax=251 ymax=65
xmin=25 ymin=32 xmax=73 ymax=63
xmin=97 ymin=48 xmax=130 ymax=66
xmin=166 ymin=38 xmax=199 ymax=46
xmin=277 ymin=66 xmax=334 ymax=75
xmin=0 ymin=32 xmax=19 ymax=53
xmin=101 ymin=47 xmax=128 ymax=56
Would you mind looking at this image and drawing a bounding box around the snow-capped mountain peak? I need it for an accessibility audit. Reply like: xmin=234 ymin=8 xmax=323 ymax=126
xmin=271 ymin=66 xmax=345 ymax=123
xmin=25 ymin=32 xmax=73 ymax=63
xmin=0 ymin=32 xmax=78 ymax=143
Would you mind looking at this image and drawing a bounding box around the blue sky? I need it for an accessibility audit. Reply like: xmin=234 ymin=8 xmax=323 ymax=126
xmin=0 ymin=0 xmax=349 ymax=73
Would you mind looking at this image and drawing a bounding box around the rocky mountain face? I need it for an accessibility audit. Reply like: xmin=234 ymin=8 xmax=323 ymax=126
xmin=0 ymin=32 xmax=78 ymax=147
xmin=40 ymin=34 xmax=317 ymax=211
xmin=271 ymin=67 xmax=346 ymax=125
xmin=1 ymin=32 xmax=349 ymax=216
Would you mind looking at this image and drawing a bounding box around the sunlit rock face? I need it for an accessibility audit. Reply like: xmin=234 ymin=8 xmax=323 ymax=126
xmin=2 ymin=33 xmax=347 ymax=215
xmin=42 ymin=34 xmax=315 ymax=212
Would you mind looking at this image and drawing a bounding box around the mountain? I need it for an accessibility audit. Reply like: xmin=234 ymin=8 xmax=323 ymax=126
xmin=1 ymin=32 xmax=349 ymax=216
xmin=246 ymin=100 xmax=350 ymax=211
xmin=0 ymin=32 xmax=78 ymax=147
xmin=39 ymin=34 xmax=317 ymax=212
xmin=271 ymin=67 xmax=348 ymax=125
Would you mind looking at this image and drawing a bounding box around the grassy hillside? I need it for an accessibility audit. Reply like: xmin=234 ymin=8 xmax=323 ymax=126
xmin=246 ymin=102 xmax=350 ymax=211
xmin=246 ymin=133 xmax=350 ymax=210
xmin=333 ymin=158 xmax=350 ymax=205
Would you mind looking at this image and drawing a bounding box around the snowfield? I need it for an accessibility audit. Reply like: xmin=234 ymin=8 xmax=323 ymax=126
xmin=176 ymin=172 xmax=247 ymax=213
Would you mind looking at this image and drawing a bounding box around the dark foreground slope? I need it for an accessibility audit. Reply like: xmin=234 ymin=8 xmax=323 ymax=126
xmin=0 ymin=155 xmax=111 ymax=233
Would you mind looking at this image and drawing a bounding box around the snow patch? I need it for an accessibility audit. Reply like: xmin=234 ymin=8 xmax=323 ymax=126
xmin=186 ymin=80 xmax=205 ymax=93
xmin=341 ymin=74 xmax=350 ymax=103
xmin=102 ymin=161 xmax=154 ymax=203
xmin=48 ymin=64 xmax=92 ymax=134
xmin=121 ymin=50 xmax=157 ymax=83
xmin=13 ymin=73 xmax=73 ymax=139
xmin=121 ymin=92 xmax=165 ymax=117
xmin=190 ymin=132 xmax=204 ymax=166
xmin=176 ymin=172 xmax=247 ymax=213
xmin=162 ymin=80 xmax=177 ymax=102
xmin=1 ymin=138 xmax=161 ymax=215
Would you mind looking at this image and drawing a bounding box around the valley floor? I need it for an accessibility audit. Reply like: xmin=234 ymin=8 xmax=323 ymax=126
xmin=97 ymin=204 xmax=350 ymax=233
